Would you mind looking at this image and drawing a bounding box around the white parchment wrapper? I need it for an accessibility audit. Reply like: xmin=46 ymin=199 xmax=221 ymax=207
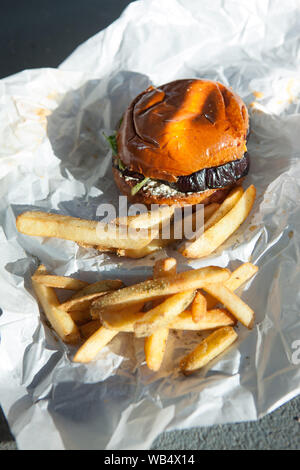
xmin=1 ymin=0 xmax=300 ymax=450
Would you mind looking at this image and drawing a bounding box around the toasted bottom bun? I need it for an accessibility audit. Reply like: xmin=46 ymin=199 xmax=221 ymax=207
xmin=113 ymin=167 xmax=243 ymax=207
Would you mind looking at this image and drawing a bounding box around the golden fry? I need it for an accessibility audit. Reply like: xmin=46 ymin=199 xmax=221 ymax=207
xmin=79 ymin=320 xmax=101 ymax=339
xmin=69 ymin=309 xmax=91 ymax=325
xmin=202 ymin=283 xmax=255 ymax=329
xmin=116 ymin=218 xmax=181 ymax=258
xmin=152 ymin=257 xmax=177 ymax=280
xmin=144 ymin=257 xmax=177 ymax=371
xmin=92 ymin=266 xmax=230 ymax=314
xmin=60 ymin=279 xmax=123 ymax=312
xmin=225 ymin=262 xmax=259 ymax=292
xmin=203 ymin=203 xmax=220 ymax=221
xmin=205 ymin=262 xmax=259 ymax=309
xmin=73 ymin=327 xmax=118 ymax=363
xmin=203 ymin=186 xmax=244 ymax=231
xmin=191 ymin=291 xmax=207 ymax=323
xmin=134 ymin=289 xmax=195 ymax=338
xmin=179 ymin=185 xmax=256 ymax=258
xmin=99 ymin=308 xmax=235 ymax=333
xmin=32 ymin=266 xmax=80 ymax=344
xmin=169 ymin=308 xmax=236 ymax=330
xmin=180 ymin=326 xmax=238 ymax=373
xmin=16 ymin=210 xmax=157 ymax=250
xmin=144 ymin=327 xmax=169 ymax=371
xmin=31 ymin=274 xmax=89 ymax=290
xmin=99 ymin=301 xmax=145 ymax=331
xmin=115 ymin=237 xmax=170 ymax=258
xmin=115 ymin=206 xmax=175 ymax=229
xmin=112 ymin=204 xmax=220 ymax=258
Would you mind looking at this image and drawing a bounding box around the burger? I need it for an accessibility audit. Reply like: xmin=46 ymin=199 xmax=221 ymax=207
xmin=112 ymin=79 xmax=249 ymax=207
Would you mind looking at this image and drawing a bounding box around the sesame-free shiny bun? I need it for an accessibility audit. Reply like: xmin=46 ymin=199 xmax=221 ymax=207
xmin=113 ymin=79 xmax=249 ymax=206
xmin=116 ymin=79 xmax=249 ymax=182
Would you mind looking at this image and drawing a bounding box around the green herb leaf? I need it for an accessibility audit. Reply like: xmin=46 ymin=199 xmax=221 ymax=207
xmin=117 ymin=159 xmax=126 ymax=171
xmin=103 ymin=132 xmax=118 ymax=156
xmin=131 ymin=177 xmax=150 ymax=196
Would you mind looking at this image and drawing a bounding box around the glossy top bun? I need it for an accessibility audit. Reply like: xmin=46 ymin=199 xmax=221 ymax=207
xmin=117 ymin=79 xmax=249 ymax=182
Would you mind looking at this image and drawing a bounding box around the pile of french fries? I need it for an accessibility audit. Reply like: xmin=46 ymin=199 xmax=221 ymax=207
xmin=31 ymin=258 xmax=258 ymax=374
xmin=20 ymin=182 xmax=258 ymax=374
xmin=16 ymin=184 xmax=256 ymax=259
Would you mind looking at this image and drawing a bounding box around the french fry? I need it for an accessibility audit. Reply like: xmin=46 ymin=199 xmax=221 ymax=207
xmin=152 ymin=257 xmax=177 ymax=280
xmin=32 ymin=266 xmax=80 ymax=344
xmin=115 ymin=205 xmax=175 ymax=229
xmin=179 ymin=185 xmax=256 ymax=258
xmin=180 ymin=326 xmax=238 ymax=373
xmin=205 ymin=262 xmax=259 ymax=309
xmin=116 ymin=217 xmax=182 ymax=258
xmin=31 ymin=274 xmax=89 ymax=290
xmin=164 ymin=203 xmax=221 ymax=245
xmin=99 ymin=301 xmax=146 ymax=332
xmin=134 ymin=289 xmax=195 ymax=338
xmin=92 ymin=266 xmax=230 ymax=314
xmin=69 ymin=309 xmax=92 ymax=325
xmin=71 ymin=280 xmax=123 ymax=299
xmin=60 ymin=279 xmax=123 ymax=312
xmin=202 ymin=283 xmax=255 ymax=329
xmin=144 ymin=328 xmax=169 ymax=370
xmin=87 ymin=234 xmax=173 ymax=258
xmin=100 ymin=308 xmax=235 ymax=333
xmin=76 ymin=207 xmax=176 ymax=257
xmin=191 ymin=291 xmax=207 ymax=323
xmin=115 ymin=237 xmax=171 ymax=258
xmin=78 ymin=242 xmax=115 ymax=252
xmin=73 ymin=327 xmax=118 ymax=363
xmin=72 ymin=280 xmax=128 ymax=362
xmin=203 ymin=186 xmax=244 ymax=231
xmin=79 ymin=320 xmax=101 ymax=339
xmin=184 ymin=203 xmax=220 ymax=237
xmin=65 ymin=297 xmax=104 ymax=313
xmin=16 ymin=211 xmax=157 ymax=250
xmin=224 ymin=262 xmax=259 ymax=292
xmin=202 ymin=203 xmax=220 ymax=221
xmin=115 ymin=203 xmax=217 ymax=243
xmin=114 ymin=205 xmax=220 ymax=258
xmin=169 ymin=308 xmax=236 ymax=330
xmin=144 ymin=257 xmax=177 ymax=371
xmin=100 ymin=309 xmax=144 ymax=332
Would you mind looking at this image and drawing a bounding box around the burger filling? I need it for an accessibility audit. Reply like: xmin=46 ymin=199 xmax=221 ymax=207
xmin=112 ymin=152 xmax=249 ymax=196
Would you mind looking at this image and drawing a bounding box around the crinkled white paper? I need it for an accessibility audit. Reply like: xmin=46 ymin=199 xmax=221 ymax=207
xmin=1 ymin=0 xmax=300 ymax=450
